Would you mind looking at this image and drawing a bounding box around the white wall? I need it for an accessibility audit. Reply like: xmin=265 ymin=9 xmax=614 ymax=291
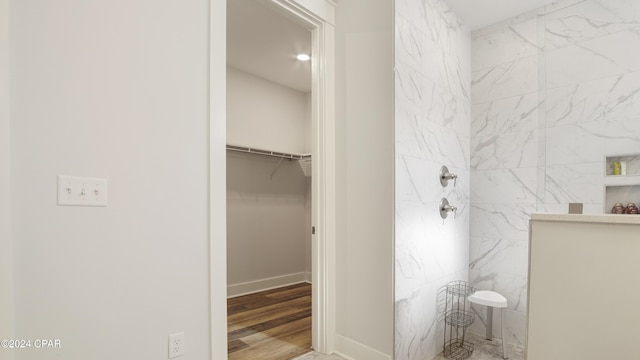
xmin=394 ymin=0 xmax=471 ymax=359
xmin=227 ymin=67 xmax=310 ymax=154
xmin=0 ymin=0 xmax=14 ymax=358
xmin=10 ymin=1 xmax=210 ymax=359
xmin=469 ymin=0 xmax=640 ymax=346
xmin=335 ymin=0 xmax=394 ymax=358
xmin=226 ymin=152 xmax=308 ymax=294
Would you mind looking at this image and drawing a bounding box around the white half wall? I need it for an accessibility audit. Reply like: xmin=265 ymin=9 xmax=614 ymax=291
xmin=0 ymin=0 xmax=14 ymax=358
xmin=335 ymin=0 xmax=394 ymax=358
xmin=227 ymin=67 xmax=310 ymax=154
xmin=10 ymin=1 xmax=210 ymax=359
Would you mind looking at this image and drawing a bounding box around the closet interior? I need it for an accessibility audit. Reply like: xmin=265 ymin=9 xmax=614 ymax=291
xmin=226 ymin=0 xmax=313 ymax=359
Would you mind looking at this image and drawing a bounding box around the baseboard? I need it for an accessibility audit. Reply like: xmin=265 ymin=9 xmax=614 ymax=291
xmin=227 ymin=272 xmax=309 ymax=298
xmin=334 ymin=334 xmax=391 ymax=360
xmin=304 ymin=271 xmax=312 ymax=283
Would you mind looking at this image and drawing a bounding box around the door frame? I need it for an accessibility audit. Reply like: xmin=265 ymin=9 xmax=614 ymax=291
xmin=209 ymin=0 xmax=336 ymax=358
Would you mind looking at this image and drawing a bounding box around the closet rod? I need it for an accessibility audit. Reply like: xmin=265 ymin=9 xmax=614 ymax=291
xmin=226 ymin=144 xmax=311 ymax=160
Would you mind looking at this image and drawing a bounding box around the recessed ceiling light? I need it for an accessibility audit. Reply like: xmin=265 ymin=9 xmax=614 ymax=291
xmin=296 ymin=54 xmax=310 ymax=62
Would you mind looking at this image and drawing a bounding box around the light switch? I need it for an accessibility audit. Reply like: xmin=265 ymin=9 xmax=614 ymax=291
xmin=57 ymin=175 xmax=107 ymax=207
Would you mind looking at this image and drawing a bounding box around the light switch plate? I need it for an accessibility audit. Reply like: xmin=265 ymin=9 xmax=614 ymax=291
xmin=57 ymin=175 xmax=107 ymax=207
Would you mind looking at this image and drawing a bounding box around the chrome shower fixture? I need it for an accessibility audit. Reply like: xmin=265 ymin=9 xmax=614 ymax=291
xmin=440 ymin=165 xmax=458 ymax=187
xmin=440 ymin=198 xmax=457 ymax=219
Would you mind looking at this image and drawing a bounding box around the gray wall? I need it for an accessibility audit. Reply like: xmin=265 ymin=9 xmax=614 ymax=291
xmin=335 ymin=0 xmax=394 ymax=358
xmin=0 ymin=0 xmax=13 ymax=357
xmin=226 ymin=67 xmax=311 ymax=294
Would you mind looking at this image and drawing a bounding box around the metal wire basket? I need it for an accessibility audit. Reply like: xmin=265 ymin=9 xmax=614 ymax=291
xmin=443 ymin=338 xmax=474 ymax=360
xmin=442 ymin=280 xmax=475 ymax=359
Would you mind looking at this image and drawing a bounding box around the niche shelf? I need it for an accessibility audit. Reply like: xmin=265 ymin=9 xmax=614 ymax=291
xmin=604 ymin=154 xmax=640 ymax=213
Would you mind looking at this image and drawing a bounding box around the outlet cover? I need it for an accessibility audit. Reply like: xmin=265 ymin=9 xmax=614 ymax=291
xmin=168 ymin=332 xmax=185 ymax=358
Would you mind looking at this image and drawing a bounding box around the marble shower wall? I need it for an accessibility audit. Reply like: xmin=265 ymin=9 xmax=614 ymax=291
xmin=470 ymin=0 xmax=640 ymax=346
xmin=394 ymin=0 xmax=470 ymax=359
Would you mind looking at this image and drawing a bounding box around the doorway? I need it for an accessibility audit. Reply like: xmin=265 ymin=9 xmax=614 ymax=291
xmin=210 ymin=1 xmax=336 ymax=358
xmin=223 ymin=0 xmax=335 ymax=358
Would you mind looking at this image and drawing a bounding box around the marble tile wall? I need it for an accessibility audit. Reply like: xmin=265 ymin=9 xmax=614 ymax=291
xmin=395 ymin=0 xmax=470 ymax=359
xmin=470 ymin=0 xmax=640 ymax=347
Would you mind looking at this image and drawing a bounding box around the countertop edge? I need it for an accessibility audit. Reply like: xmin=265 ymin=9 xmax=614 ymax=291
xmin=531 ymin=213 xmax=640 ymax=225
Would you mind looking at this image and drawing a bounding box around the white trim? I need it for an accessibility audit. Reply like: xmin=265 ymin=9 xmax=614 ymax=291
xmin=270 ymin=0 xmax=336 ymax=355
xmin=227 ymin=273 xmax=310 ymax=298
xmin=209 ymin=1 xmax=228 ymax=359
xmin=334 ymin=334 xmax=392 ymax=360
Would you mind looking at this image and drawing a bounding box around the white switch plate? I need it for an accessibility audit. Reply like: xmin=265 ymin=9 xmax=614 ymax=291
xmin=57 ymin=175 xmax=107 ymax=207
xmin=168 ymin=332 xmax=185 ymax=358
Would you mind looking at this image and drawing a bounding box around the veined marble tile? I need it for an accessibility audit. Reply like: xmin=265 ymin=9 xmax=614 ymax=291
xmin=472 ymin=93 xmax=540 ymax=139
xmin=396 ymin=155 xmax=469 ymax=204
xmin=472 ymin=55 xmax=538 ymax=104
xmin=546 ymin=0 xmax=640 ymax=51
xmin=546 ymin=71 xmax=640 ymax=127
xmin=471 ymin=168 xmax=538 ymax=204
xmin=395 ymin=107 xmax=427 ymax=160
xmin=471 ymin=129 xmax=538 ymax=171
xmin=469 ymin=237 xmax=529 ymax=277
xmin=396 ymin=15 xmax=424 ymax=73
xmin=396 ymin=199 xmax=470 ymax=298
xmin=396 ymin=273 xmax=468 ymax=360
xmin=544 ymin=163 xmax=603 ymax=205
xmin=423 ymin=80 xmax=471 ymax=138
xmin=468 ymin=304 xmax=528 ymax=347
xmin=403 ymin=118 xmax=469 ymax=168
xmin=546 ymin=26 xmax=640 ymax=89
xmin=537 ymin=203 xmax=604 ymax=214
xmin=469 ymin=270 xmax=528 ymax=314
xmin=472 ymin=18 xmax=538 ymax=72
xmin=395 ymin=64 xmax=426 ymax=118
xmin=422 ymin=0 xmax=470 ymax=101
xmin=395 ymin=0 xmax=427 ymax=33
xmin=545 ymin=0 xmax=589 ymax=14
xmin=546 ymin=117 xmax=640 ymax=165
xmin=470 ymin=203 xmax=535 ymax=239
xmin=546 ymin=123 xmax=604 ymax=165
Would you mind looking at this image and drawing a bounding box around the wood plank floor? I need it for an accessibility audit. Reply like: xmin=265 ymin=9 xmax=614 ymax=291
xmin=228 ymin=283 xmax=312 ymax=360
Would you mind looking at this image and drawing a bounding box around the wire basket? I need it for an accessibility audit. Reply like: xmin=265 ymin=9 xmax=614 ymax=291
xmin=442 ymin=280 xmax=475 ymax=359
xmin=445 ymin=309 xmax=475 ymax=327
xmin=443 ymin=338 xmax=474 ymax=360
xmin=446 ymin=280 xmax=475 ymax=297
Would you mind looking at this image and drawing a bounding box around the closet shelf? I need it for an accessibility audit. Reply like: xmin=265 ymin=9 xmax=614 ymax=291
xmin=226 ymin=144 xmax=311 ymax=160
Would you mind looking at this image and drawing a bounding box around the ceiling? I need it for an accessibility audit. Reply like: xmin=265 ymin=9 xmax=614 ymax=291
xmin=227 ymin=0 xmax=312 ymax=93
xmin=227 ymin=0 xmax=560 ymax=93
xmin=443 ymin=0 xmax=559 ymax=30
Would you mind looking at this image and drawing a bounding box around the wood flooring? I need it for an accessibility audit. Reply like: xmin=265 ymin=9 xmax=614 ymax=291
xmin=227 ymin=283 xmax=312 ymax=360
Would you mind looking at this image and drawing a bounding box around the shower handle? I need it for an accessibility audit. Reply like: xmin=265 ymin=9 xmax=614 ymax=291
xmin=440 ymin=166 xmax=458 ymax=187
xmin=439 ymin=198 xmax=457 ymax=219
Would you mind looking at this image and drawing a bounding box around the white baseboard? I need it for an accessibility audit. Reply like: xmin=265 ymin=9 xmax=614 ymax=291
xmin=227 ymin=272 xmax=310 ymax=298
xmin=334 ymin=334 xmax=391 ymax=360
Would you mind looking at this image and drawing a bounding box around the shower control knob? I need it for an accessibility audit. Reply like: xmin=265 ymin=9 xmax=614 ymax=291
xmin=440 ymin=166 xmax=458 ymax=187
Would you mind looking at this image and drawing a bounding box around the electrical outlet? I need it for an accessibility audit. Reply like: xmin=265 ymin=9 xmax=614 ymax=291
xmin=168 ymin=332 xmax=185 ymax=358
